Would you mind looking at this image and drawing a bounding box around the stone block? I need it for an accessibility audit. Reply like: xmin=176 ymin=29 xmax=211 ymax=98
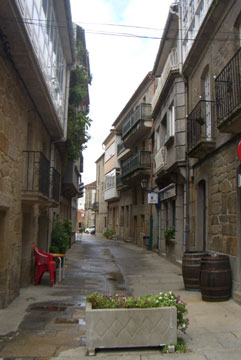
xmin=220 ymin=179 xmax=232 ymax=193
xmin=86 ymin=302 xmax=177 ymax=355
xmin=222 ymin=223 xmax=235 ymax=236
xmin=0 ymin=132 xmax=9 ymax=155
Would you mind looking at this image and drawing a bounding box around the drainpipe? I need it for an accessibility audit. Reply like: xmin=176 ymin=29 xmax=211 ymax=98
xmin=171 ymin=1 xmax=189 ymax=251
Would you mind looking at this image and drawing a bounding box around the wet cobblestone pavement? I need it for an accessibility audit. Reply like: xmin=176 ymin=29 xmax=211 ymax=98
xmin=0 ymin=234 xmax=130 ymax=358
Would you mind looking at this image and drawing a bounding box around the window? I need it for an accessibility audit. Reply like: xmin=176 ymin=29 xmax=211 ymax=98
xmin=105 ymin=142 xmax=115 ymax=162
xmin=168 ymin=102 xmax=175 ymax=137
xmin=155 ymin=126 xmax=161 ymax=151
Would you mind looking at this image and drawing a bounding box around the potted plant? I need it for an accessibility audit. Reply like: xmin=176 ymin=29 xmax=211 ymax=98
xmin=85 ymin=291 xmax=189 ymax=355
xmin=103 ymin=230 xmax=116 ymax=239
xmin=164 ymin=227 xmax=176 ymax=245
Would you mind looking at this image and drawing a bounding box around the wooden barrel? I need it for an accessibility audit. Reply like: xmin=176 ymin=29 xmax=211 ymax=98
xmin=200 ymin=255 xmax=232 ymax=302
xmin=182 ymin=251 xmax=208 ymax=290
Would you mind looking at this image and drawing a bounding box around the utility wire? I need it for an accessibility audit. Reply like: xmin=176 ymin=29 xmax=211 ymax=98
xmin=0 ymin=15 xmax=237 ymax=42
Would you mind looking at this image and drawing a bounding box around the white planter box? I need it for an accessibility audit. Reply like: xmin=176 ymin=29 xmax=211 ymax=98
xmin=86 ymin=302 xmax=177 ymax=355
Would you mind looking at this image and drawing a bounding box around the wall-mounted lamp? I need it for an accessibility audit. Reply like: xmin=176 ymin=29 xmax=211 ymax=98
xmin=141 ymin=178 xmax=148 ymax=190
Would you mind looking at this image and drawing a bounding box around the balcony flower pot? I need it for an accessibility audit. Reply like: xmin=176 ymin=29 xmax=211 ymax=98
xmin=85 ymin=292 xmax=188 ymax=355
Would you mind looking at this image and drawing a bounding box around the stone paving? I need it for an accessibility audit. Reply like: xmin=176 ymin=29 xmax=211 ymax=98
xmin=0 ymin=234 xmax=241 ymax=359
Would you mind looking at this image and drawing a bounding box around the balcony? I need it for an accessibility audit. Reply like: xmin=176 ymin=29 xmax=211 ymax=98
xmin=154 ymin=146 xmax=167 ymax=174
xmin=152 ymin=48 xmax=178 ymax=112
xmin=62 ymin=159 xmax=81 ymax=198
xmin=215 ymin=48 xmax=241 ymax=133
xmin=187 ymin=100 xmax=215 ymax=159
xmin=104 ymin=175 xmax=119 ymax=201
xmin=22 ymin=151 xmax=50 ymax=203
xmin=117 ymin=142 xmax=125 ymax=155
xmin=121 ymin=151 xmax=151 ymax=184
xmin=117 ymin=141 xmax=132 ymax=161
xmin=122 ymin=103 xmax=152 ymax=148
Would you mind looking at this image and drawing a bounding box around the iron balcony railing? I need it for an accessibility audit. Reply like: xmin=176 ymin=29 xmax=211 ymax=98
xmin=22 ymin=151 xmax=50 ymax=198
xmin=187 ymin=100 xmax=215 ymax=151
xmin=116 ymin=174 xmax=123 ymax=187
xmin=215 ymin=47 xmax=241 ymax=124
xmin=117 ymin=141 xmax=125 ymax=155
xmin=122 ymin=103 xmax=152 ymax=138
xmin=122 ymin=151 xmax=151 ymax=177
xmin=50 ymin=167 xmax=61 ymax=202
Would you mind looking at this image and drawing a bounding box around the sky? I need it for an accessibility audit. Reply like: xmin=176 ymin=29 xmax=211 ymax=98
xmin=70 ymin=0 xmax=174 ymax=193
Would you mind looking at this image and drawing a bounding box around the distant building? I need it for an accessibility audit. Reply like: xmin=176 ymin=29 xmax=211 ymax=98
xmin=84 ymin=181 xmax=96 ymax=228
xmin=95 ymin=153 xmax=108 ymax=235
xmin=77 ymin=209 xmax=85 ymax=230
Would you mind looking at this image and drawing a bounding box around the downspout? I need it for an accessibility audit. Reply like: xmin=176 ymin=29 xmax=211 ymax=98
xmin=171 ymin=2 xmax=189 ymax=251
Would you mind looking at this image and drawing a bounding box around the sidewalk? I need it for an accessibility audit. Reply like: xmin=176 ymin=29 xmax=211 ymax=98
xmin=0 ymin=235 xmax=241 ymax=359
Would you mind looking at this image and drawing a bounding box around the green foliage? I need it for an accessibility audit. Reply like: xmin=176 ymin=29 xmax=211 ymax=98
xmin=66 ymin=40 xmax=92 ymax=161
xmin=164 ymin=227 xmax=176 ymax=244
xmin=103 ymin=230 xmax=116 ymax=238
xmin=161 ymin=337 xmax=187 ymax=353
xmin=87 ymin=291 xmax=189 ymax=333
xmin=50 ymin=220 xmax=70 ymax=254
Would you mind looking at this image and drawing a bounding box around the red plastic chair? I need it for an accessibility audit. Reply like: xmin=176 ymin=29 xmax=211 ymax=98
xmin=33 ymin=246 xmax=56 ymax=287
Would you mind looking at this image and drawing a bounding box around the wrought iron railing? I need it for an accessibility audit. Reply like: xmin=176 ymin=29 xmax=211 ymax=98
xmin=187 ymin=100 xmax=215 ymax=151
xmin=116 ymin=174 xmax=123 ymax=187
xmin=122 ymin=151 xmax=151 ymax=177
xmin=117 ymin=141 xmax=125 ymax=155
xmin=122 ymin=103 xmax=152 ymax=138
xmin=50 ymin=167 xmax=60 ymax=202
xmin=215 ymin=47 xmax=241 ymax=124
xmin=22 ymin=151 xmax=50 ymax=198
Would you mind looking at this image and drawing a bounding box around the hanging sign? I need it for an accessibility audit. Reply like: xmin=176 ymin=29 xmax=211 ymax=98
xmin=237 ymin=141 xmax=241 ymax=162
xmin=148 ymin=192 xmax=159 ymax=204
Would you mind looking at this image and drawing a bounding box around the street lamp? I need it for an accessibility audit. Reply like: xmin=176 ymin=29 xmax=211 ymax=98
xmin=141 ymin=178 xmax=153 ymax=251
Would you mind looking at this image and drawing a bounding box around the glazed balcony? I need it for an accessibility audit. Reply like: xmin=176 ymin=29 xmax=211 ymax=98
xmin=121 ymin=151 xmax=151 ymax=184
xmin=104 ymin=175 xmax=119 ymax=201
xmin=22 ymin=151 xmax=50 ymax=203
xmin=152 ymin=48 xmax=179 ymax=112
xmin=215 ymin=48 xmax=241 ymax=133
xmin=187 ymin=100 xmax=215 ymax=159
xmin=122 ymin=103 xmax=152 ymax=148
xmin=62 ymin=159 xmax=81 ymax=198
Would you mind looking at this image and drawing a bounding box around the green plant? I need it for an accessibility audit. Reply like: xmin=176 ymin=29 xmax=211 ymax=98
xmin=103 ymin=230 xmax=116 ymax=238
xmin=87 ymin=291 xmax=189 ymax=333
xmin=161 ymin=337 xmax=187 ymax=353
xmin=63 ymin=219 xmax=72 ymax=247
xmin=50 ymin=220 xmax=70 ymax=254
xmin=66 ymin=40 xmax=92 ymax=161
xmin=164 ymin=227 xmax=175 ymax=244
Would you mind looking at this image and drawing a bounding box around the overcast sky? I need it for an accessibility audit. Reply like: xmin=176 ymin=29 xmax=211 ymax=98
xmin=70 ymin=0 xmax=174 ymax=189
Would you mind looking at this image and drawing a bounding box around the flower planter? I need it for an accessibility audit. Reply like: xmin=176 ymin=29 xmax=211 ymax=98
xmin=86 ymin=302 xmax=177 ymax=355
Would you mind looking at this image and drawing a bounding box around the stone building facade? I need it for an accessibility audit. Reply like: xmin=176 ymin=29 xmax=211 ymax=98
xmin=95 ymin=153 xmax=108 ymax=235
xmin=84 ymin=181 xmax=96 ymax=229
xmin=112 ymin=73 xmax=154 ymax=246
xmin=0 ymin=0 xmax=75 ymax=308
xmin=182 ymin=0 xmax=241 ymax=298
xmin=151 ymin=7 xmax=187 ymax=262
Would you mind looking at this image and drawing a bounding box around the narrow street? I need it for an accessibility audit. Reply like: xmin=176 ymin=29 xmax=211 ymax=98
xmin=1 ymin=234 xmax=241 ymax=359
